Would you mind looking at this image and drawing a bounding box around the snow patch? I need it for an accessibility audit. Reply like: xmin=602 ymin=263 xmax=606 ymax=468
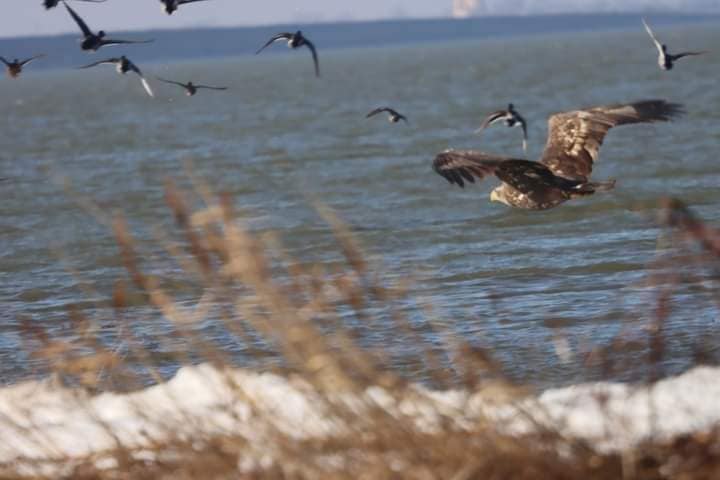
xmin=1 ymin=364 xmax=720 ymax=471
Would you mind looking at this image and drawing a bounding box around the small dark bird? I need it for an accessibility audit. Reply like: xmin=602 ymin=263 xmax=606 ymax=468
xmin=64 ymin=2 xmax=153 ymax=52
xmin=433 ymin=100 xmax=683 ymax=210
xmin=1 ymin=55 xmax=45 ymax=78
xmin=43 ymin=0 xmax=106 ymax=10
xmin=476 ymin=103 xmax=528 ymax=154
xmin=256 ymin=31 xmax=320 ymax=77
xmin=642 ymin=18 xmax=707 ymax=71
xmin=79 ymin=55 xmax=154 ymax=97
xmin=159 ymin=0 xmax=211 ymax=15
xmin=366 ymin=107 xmax=408 ymax=124
xmin=156 ymin=77 xmax=227 ymax=96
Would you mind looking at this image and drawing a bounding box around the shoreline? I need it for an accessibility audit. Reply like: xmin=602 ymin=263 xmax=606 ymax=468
xmin=2 ymin=362 xmax=719 ymax=474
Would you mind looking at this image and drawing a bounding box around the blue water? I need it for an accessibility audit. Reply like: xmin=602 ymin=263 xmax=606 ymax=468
xmin=1 ymin=15 xmax=720 ymax=387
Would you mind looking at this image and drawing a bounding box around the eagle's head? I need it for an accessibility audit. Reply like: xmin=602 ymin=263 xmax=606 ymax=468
xmin=490 ymin=187 xmax=510 ymax=206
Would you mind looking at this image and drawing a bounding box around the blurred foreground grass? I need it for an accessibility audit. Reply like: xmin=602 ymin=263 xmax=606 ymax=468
xmin=3 ymin=180 xmax=720 ymax=479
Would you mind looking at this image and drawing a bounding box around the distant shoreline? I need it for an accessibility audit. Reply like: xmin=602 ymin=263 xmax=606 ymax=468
xmin=0 ymin=13 xmax=717 ymax=69
xmin=3 ymin=12 xmax=720 ymax=40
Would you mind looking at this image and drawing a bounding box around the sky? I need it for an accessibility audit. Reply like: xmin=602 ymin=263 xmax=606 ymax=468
xmin=0 ymin=0 xmax=447 ymax=38
xmin=1 ymin=0 xmax=717 ymax=38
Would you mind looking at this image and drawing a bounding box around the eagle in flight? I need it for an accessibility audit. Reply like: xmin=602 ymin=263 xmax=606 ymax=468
xmin=433 ymin=100 xmax=683 ymax=210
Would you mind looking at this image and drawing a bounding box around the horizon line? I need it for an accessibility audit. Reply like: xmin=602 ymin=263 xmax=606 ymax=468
xmin=1 ymin=10 xmax=718 ymax=41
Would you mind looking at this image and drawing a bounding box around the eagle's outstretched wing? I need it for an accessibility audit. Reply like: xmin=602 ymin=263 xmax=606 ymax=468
xmin=540 ymin=100 xmax=683 ymax=181
xmin=434 ymin=150 xmax=586 ymax=195
xmin=432 ymin=150 xmax=512 ymax=188
xmin=495 ymin=159 xmax=585 ymax=193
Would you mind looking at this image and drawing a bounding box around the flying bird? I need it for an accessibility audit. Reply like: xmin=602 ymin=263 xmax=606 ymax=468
xmin=159 ymin=0 xmax=212 ymax=15
xmin=155 ymin=77 xmax=227 ymax=96
xmin=433 ymin=100 xmax=683 ymax=210
xmin=256 ymin=31 xmax=320 ymax=77
xmin=1 ymin=55 xmax=45 ymax=78
xmin=64 ymin=2 xmax=154 ymax=52
xmin=642 ymin=18 xmax=707 ymax=71
xmin=366 ymin=107 xmax=408 ymax=124
xmin=78 ymin=55 xmax=154 ymax=97
xmin=43 ymin=0 xmax=106 ymax=10
xmin=476 ymin=103 xmax=528 ymax=154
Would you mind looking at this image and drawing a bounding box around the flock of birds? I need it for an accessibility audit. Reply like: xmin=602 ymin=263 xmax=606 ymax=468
xmin=3 ymin=2 xmax=711 ymax=211
xmin=4 ymin=0 xmax=320 ymax=98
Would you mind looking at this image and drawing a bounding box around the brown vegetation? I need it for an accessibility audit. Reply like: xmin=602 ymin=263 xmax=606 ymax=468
xmin=4 ymin=182 xmax=720 ymax=479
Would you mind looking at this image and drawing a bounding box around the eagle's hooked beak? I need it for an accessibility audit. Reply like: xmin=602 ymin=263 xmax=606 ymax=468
xmin=490 ymin=189 xmax=500 ymax=203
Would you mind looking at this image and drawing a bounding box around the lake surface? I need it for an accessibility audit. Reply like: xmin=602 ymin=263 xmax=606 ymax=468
xmin=1 ymin=18 xmax=719 ymax=387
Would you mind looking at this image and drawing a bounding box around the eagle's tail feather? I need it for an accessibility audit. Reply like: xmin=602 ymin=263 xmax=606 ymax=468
xmin=586 ymin=179 xmax=616 ymax=192
xmin=570 ymin=179 xmax=616 ymax=197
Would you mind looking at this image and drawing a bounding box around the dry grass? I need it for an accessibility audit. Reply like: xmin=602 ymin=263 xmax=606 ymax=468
xmin=4 ymin=180 xmax=720 ymax=479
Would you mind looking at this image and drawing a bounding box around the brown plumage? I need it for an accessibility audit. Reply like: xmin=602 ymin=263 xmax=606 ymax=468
xmin=434 ymin=100 xmax=683 ymax=210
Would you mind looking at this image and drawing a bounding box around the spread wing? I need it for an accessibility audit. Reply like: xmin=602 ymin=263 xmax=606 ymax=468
xmin=475 ymin=110 xmax=508 ymax=133
xmin=126 ymin=61 xmax=143 ymax=76
xmin=101 ymin=38 xmax=154 ymax=47
xmin=255 ymin=33 xmax=293 ymax=54
xmin=495 ymin=159 xmax=583 ymax=194
xmin=520 ymin=119 xmax=528 ymax=153
xmin=303 ymin=38 xmax=320 ymax=77
xmin=138 ymin=77 xmax=154 ymax=98
xmin=672 ymin=51 xmax=708 ymax=60
xmin=365 ymin=107 xmax=398 ymax=118
xmin=156 ymin=76 xmax=186 ymax=87
xmin=45 ymin=0 xmax=104 ymax=9
xmin=642 ymin=18 xmax=663 ymax=54
xmin=0 ymin=57 xmax=9 ymax=67
xmin=78 ymin=58 xmax=120 ymax=69
xmin=178 ymin=0 xmax=211 ymax=4
xmin=433 ymin=151 xmax=581 ymax=195
xmin=432 ymin=150 xmax=512 ymax=188
xmin=540 ymin=100 xmax=683 ymax=181
xmin=64 ymin=2 xmax=93 ymax=37
xmin=366 ymin=107 xmax=392 ymax=118
xmin=194 ymin=85 xmax=228 ymax=90
xmin=19 ymin=54 xmax=46 ymax=67
xmin=128 ymin=63 xmax=154 ymax=97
